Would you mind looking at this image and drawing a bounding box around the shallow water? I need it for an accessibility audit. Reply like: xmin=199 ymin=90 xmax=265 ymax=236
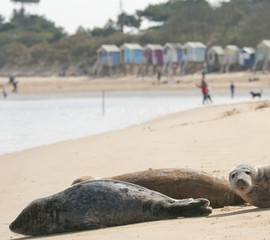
xmin=0 ymin=88 xmax=269 ymax=155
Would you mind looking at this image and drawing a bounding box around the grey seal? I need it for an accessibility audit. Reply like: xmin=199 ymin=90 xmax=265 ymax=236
xmin=72 ymin=168 xmax=245 ymax=208
xmin=229 ymin=163 xmax=270 ymax=208
xmin=10 ymin=179 xmax=212 ymax=236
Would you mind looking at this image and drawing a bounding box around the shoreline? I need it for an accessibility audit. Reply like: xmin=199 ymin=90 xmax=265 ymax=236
xmin=0 ymin=72 xmax=269 ymax=94
xmin=1 ymin=89 xmax=268 ymax=156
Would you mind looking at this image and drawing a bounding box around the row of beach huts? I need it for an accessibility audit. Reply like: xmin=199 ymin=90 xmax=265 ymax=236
xmin=92 ymin=39 xmax=270 ymax=76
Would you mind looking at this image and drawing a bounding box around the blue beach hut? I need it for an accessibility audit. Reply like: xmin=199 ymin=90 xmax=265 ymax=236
xmin=97 ymin=44 xmax=120 ymax=66
xmin=239 ymin=47 xmax=255 ymax=68
xmin=120 ymin=43 xmax=143 ymax=63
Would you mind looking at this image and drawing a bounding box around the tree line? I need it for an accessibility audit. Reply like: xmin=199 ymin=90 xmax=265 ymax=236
xmin=0 ymin=0 xmax=270 ymax=72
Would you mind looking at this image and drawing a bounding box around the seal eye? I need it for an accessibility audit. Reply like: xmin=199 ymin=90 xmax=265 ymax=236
xmin=245 ymin=171 xmax=251 ymax=175
xmin=231 ymin=173 xmax=235 ymax=179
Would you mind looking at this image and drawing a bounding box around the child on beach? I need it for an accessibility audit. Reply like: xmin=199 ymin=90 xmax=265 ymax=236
xmin=196 ymin=80 xmax=212 ymax=104
xmin=1 ymin=85 xmax=7 ymax=98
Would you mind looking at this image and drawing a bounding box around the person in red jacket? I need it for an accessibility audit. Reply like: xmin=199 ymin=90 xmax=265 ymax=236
xmin=196 ymin=80 xmax=212 ymax=104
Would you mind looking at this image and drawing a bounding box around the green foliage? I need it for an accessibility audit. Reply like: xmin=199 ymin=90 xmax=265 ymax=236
xmin=90 ymin=19 xmax=119 ymax=37
xmin=0 ymin=42 xmax=29 ymax=66
xmin=117 ymin=13 xmax=141 ymax=31
xmin=1 ymin=0 xmax=270 ymax=70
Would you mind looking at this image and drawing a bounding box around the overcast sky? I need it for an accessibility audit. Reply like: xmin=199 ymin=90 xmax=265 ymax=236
xmin=1 ymin=0 xmax=226 ymax=34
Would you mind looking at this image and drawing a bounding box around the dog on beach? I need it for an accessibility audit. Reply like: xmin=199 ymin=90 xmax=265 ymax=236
xmin=250 ymin=90 xmax=262 ymax=98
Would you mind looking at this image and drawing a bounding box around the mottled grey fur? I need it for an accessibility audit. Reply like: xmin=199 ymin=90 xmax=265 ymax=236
xmin=10 ymin=180 xmax=212 ymax=236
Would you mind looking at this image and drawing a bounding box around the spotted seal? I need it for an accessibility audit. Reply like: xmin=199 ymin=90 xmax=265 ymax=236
xmin=229 ymin=163 xmax=270 ymax=208
xmin=10 ymin=179 xmax=212 ymax=236
xmin=72 ymin=168 xmax=245 ymax=208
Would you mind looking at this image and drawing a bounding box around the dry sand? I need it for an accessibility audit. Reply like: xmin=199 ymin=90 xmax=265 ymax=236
xmin=1 ymin=73 xmax=270 ymax=239
xmin=0 ymin=71 xmax=269 ymax=93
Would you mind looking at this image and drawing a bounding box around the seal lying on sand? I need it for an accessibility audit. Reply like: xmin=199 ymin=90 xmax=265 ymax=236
xmin=229 ymin=164 xmax=270 ymax=208
xmin=72 ymin=168 xmax=244 ymax=208
xmin=10 ymin=180 xmax=212 ymax=236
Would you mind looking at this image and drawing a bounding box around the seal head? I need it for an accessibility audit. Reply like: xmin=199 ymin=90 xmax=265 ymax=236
xmin=229 ymin=164 xmax=257 ymax=195
xmin=229 ymin=164 xmax=270 ymax=208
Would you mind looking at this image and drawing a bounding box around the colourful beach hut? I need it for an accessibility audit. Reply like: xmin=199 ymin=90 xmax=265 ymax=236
xmin=239 ymin=47 xmax=255 ymax=68
xmin=96 ymin=44 xmax=120 ymax=66
xmin=253 ymin=40 xmax=270 ymax=71
xmin=182 ymin=42 xmax=206 ymax=73
xmin=207 ymin=46 xmax=224 ymax=72
xmin=224 ymin=45 xmax=239 ymax=72
xmin=143 ymin=44 xmax=163 ymax=65
xmin=163 ymin=42 xmax=183 ymax=65
xmin=120 ymin=43 xmax=143 ymax=64
xmin=183 ymin=42 xmax=206 ymax=62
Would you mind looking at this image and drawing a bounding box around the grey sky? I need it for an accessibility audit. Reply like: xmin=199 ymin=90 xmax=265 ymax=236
xmin=1 ymin=0 xmax=226 ymax=34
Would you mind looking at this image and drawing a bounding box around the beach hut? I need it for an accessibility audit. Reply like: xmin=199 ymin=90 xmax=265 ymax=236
xmin=143 ymin=44 xmax=163 ymax=65
xmin=143 ymin=44 xmax=163 ymax=75
xmin=120 ymin=43 xmax=143 ymax=75
xmin=163 ymin=43 xmax=183 ymax=65
xmin=223 ymin=45 xmax=239 ymax=72
xmin=207 ymin=46 xmax=225 ymax=72
xmin=239 ymin=47 xmax=255 ymax=68
xmin=93 ymin=44 xmax=120 ymax=76
xmin=182 ymin=42 xmax=206 ymax=73
xmin=96 ymin=44 xmax=120 ymax=66
xmin=120 ymin=43 xmax=143 ymax=64
xmin=163 ymin=43 xmax=183 ymax=74
xmin=253 ymin=40 xmax=270 ymax=71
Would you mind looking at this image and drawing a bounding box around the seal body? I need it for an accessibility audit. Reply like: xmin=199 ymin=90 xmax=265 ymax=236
xmin=72 ymin=168 xmax=244 ymax=208
xmin=229 ymin=164 xmax=270 ymax=208
xmin=10 ymin=180 xmax=212 ymax=236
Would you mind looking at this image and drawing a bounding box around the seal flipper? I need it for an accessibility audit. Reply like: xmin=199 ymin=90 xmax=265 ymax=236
xmin=166 ymin=198 xmax=212 ymax=217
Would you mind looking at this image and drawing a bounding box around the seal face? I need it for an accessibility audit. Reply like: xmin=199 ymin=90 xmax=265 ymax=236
xmin=229 ymin=164 xmax=270 ymax=208
xmin=10 ymin=180 xmax=212 ymax=236
xmin=72 ymin=168 xmax=244 ymax=208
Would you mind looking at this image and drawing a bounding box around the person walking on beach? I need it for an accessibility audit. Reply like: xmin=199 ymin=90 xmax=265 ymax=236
xmin=9 ymin=75 xmax=18 ymax=92
xmin=230 ymin=82 xmax=235 ymax=98
xmin=157 ymin=68 xmax=162 ymax=84
xmin=196 ymin=80 xmax=212 ymax=104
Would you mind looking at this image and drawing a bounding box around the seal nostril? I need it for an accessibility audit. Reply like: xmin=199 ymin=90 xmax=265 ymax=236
xmin=237 ymin=179 xmax=245 ymax=184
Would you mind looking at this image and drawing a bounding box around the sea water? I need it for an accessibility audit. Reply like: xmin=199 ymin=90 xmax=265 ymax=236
xmin=0 ymin=89 xmax=269 ymax=155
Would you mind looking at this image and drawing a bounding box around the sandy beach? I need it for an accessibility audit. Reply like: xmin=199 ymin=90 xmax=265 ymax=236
xmin=0 ymin=71 xmax=270 ymax=93
xmin=1 ymin=72 xmax=270 ymax=239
